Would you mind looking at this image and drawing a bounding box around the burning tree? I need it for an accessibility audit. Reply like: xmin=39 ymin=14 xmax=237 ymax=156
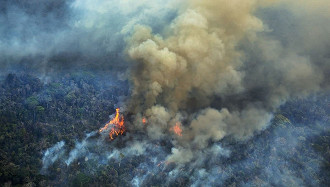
xmin=99 ymin=108 xmax=125 ymax=140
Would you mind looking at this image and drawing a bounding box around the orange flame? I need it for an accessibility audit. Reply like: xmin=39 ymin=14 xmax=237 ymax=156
xmin=170 ymin=122 xmax=182 ymax=136
xmin=99 ymin=108 xmax=125 ymax=140
xmin=142 ymin=117 xmax=147 ymax=124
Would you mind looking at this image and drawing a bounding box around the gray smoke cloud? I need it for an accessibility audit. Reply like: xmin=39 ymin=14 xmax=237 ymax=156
xmin=0 ymin=0 xmax=177 ymax=74
xmin=33 ymin=0 xmax=330 ymax=185
xmin=126 ymin=0 xmax=330 ymax=165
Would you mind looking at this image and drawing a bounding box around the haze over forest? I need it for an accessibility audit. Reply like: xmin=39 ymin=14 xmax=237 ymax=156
xmin=0 ymin=0 xmax=329 ymax=186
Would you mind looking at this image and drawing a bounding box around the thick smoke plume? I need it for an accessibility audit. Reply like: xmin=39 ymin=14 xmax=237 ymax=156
xmin=126 ymin=0 xmax=329 ymax=164
xmin=28 ymin=0 xmax=330 ymax=185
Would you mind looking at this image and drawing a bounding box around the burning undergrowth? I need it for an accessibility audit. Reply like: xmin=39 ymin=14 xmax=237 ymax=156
xmin=99 ymin=108 xmax=125 ymax=140
xmin=35 ymin=0 xmax=330 ymax=186
xmin=41 ymin=102 xmax=329 ymax=186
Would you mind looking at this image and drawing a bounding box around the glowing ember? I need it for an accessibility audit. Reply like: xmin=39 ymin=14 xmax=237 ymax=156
xmin=142 ymin=117 xmax=147 ymax=124
xmin=170 ymin=122 xmax=182 ymax=136
xmin=99 ymin=108 xmax=125 ymax=140
xmin=157 ymin=161 xmax=170 ymax=167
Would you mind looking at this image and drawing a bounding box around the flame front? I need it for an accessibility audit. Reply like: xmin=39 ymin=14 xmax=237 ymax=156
xmin=171 ymin=122 xmax=182 ymax=136
xmin=99 ymin=108 xmax=125 ymax=140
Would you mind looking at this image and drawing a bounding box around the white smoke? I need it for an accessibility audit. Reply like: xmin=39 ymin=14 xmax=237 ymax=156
xmin=41 ymin=141 xmax=65 ymax=172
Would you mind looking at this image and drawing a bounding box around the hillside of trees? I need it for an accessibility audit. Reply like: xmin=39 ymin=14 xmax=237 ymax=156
xmin=0 ymin=73 xmax=328 ymax=186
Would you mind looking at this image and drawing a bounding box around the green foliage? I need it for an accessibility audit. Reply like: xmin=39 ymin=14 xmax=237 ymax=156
xmin=25 ymin=96 xmax=39 ymax=108
xmin=0 ymin=73 xmax=128 ymax=186
xmin=36 ymin=106 xmax=45 ymax=112
xmin=1 ymin=73 xmax=327 ymax=186
xmin=65 ymin=92 xmax=76 ymax=103
xmin=71 ymin=173 xmax=92 ymax=187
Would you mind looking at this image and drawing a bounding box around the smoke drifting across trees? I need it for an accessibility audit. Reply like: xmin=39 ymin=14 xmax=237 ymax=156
xmin=2 ymin=0 xmax=329 ymax=186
